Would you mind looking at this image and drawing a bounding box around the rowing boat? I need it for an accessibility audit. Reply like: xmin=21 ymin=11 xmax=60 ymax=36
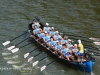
xmin=28 ymin=17 xmax=95 ymax=73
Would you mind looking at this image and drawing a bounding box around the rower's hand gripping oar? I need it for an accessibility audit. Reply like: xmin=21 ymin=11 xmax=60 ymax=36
xmin=2 ymin=31 xmax=28 ymax=46
xmin=11 ymin=42 xmax=32 ymax=53
xmin=32 ymin=52 xmax=54 ymax=67
xmin=7 ymin=37 xmax=29 ymax=50
xmin=40 ymin=57 xmax=59 ymax=71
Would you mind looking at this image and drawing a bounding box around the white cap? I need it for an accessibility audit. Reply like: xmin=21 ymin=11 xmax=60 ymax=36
xmin=68 ymin=39 xmax=71 ymax=41
xmin=46 ymin=23 xmax=49 ymax=26
xmin=45 ymin=31 xmax=47 ymax=33
xmin=56 ymin=31 xmax=59 ymax=33
xmin=56 ymin=41 xmax=59 ymax=42
xmin=78 ymin=40 xmax=81 ymax=44
xmin=51 ymin=27 xmax=54 ymax=29
xmin=74 ymin=44 xmax=77 ymax=46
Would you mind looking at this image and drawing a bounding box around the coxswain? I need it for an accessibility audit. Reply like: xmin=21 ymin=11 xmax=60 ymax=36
xmin=32 ymin=19 xmax=40 ymax=29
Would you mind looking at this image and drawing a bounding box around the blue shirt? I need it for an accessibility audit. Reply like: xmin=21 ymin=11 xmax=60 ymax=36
xmin=56 ymin=45 xmax=62 ymax=51
xmin=32 ymin=22 xmax=39 ymax=27
xmin=38 ymin=33 xmax=45 ymax=39
xmin=34 ymin=28 xmax=39 ymax=34
xmin=62 ymin=39 xmax=67 ymax=44
xmin=74 ymin=48 xmax=79 ymax=52
xmin=44 ymin=27 xmax=51 ymax=32
xmin=50 ymin=41 xmax=56 ymax=47
xmin=50 ymin=31 xmax=56 ymax=36
xmin=62 ymin=48 xmax=69 ymax=54
xmin=44 ymin=36 xmax=50 ymax=42
xmin=67 ymin=44 xmax=73 ymax=47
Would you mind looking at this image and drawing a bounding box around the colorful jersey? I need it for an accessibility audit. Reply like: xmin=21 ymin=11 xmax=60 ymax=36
xmin=50 ymin=41 xmax=56 ymax=47
xmin=38 ymin=33 xmax=45 ymax=39
xmin=55 ymin=45 xmax=62 ymax=51
xmin=50 ymin=31 xmax=56 ymax=36
xmin=62 ymin=48 xmax=69 ymax=54
xmin=44 ymin=36 xmax=50 ymax=42
xmin=32 ymin=22 xmax=39 ymax=27
xmin=34 ymin=28 xmax=40 ymax=34
xmin=44 ymin=27 xmax=51 ymax=32
xmin=78 ymin=43 xmax=84 ymax=53
xmin=62 ymin=39 xmax=67 ymax=44
xmin=73 ymin=48 xmax=79 ymax=52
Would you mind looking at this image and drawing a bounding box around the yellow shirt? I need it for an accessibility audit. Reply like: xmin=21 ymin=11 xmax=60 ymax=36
xmin=78 ymin=43 xmax=84 ymax=53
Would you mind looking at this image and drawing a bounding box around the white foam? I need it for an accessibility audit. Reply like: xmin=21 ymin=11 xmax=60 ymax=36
xmin=3 ymin=55 xmax=18 ymax=60
xmin=2 ymin=53 xmax=12 ymax=56
xmin=7 ymin=60 xmax=21 ymax=64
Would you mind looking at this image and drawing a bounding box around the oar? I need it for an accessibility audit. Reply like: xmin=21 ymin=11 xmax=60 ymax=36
xmin=2 ymin=31 xmax=28 ymax=46
xmin=7 ymin=37 xmax=30 ymax=50
xmin=32 ymin=52 xmax=54 ymax=67
xmin=40 ymin=57 xmax=59 ymax=71
xmin=24 ymin=45 xmax=42 ymax=58
xmin=27 ymin=51 xmax=45 ymax=62
xmin=11 ymin=42 xmax=32 ymax=53
xmin=63 ymin=32 xmax=100 ymax=42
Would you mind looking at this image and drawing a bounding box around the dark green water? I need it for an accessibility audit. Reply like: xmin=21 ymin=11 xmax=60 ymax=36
xmin=0 ymin=0 xmax=100 ymax=75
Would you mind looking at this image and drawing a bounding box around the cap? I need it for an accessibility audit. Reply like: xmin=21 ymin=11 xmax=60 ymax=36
xmin=51 ymin=27 xmax=54 ymax=29
xmin=74 ymin=44 xmax=77 ymax=46
xmin=68 ymin=39 xmax=71 ymax=41
xmin=56 ymin=31 xmax=59 ymax=33
xmin=56 ymin=41 xmax=59 ymax=42
xmin=46 ymin=23 xmax=49 ymax=26
xmin=45 ymin=31 xmax=47 ymax=33
xmin=78 ymin=40 xmax=81 ymax=44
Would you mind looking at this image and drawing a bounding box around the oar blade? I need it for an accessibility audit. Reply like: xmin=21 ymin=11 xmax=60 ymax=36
xmin=89 ymin=38 xmax=99 ymax=41
xmin=24 ymin=53 xmax=29 ymax=58
xmin=28 ymin=57 xmax=34 ymax=62
xmin=2 ymin=41 xmax=10 ymax=46
xmin=94 ymin=42 xmax=100 ymax=45
xmin=11 ymin=48 xmax=19 ymax=53
xmin=7 ymin=46 xmax=15 ymax=50
xmin=32 ymin=61 xmax=39 ymax=67
xmin=40 ymin=65 xmax=46 ymax=71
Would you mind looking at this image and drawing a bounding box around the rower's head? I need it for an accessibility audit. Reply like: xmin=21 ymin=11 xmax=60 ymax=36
xmin=51 ymin=27 xmax=54 ymax=31
xmin=63 ymin=35 xmax=67 ymax=40
xmin=68 ymin=39 xmax=72 ymax=44
xmin=74 ymin=44 xmax=78 ymax=48
xmin=55 ymin=31 xmax=59 ymax=35
xmin=56 ymin=41 xmax=59 ymax=45
xmin=32 ymin=19 xmax=36 ymax=23
xmin=62 ymin=44 xmax=66 ymax=48
xmin=34 ymin=25 xmax=37 ymax=29
xmin=50 ymin=37 xmax=54 ymax=41
xmin=45 ymin=23 xmax=49 ymax=27
xmin=78 ymin=39 xmax=81 ymax=44
xmin=44 ymin=31 xmax=48 ymax=36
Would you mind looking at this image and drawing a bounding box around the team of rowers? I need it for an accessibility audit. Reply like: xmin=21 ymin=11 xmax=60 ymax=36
xmin=29 ymin=20 xmax=85 ymax=62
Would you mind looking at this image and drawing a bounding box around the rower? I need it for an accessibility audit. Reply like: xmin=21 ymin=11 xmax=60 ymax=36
xmin=37 ymin=29 xmax=45 ymax=41
xmin=60 ymin=35 xmax=68 ymax=45
xmin=61 ymin=44 xmax=72 ymax=61
xmin=53 ymin=31 xmax=62 ymax=42
xmin=47 ymin=37 xmax=56 ymax=50
xmin=66 ymin=39 xmax=73 ymax=55
xmin=43 ymin=23 xmax=51 ymax=33
xmin=43 ymin=31 xmax=51 ymax=44
xmin=32 ymin=19 xmax=40 ymax=29
xmin=54 ymin=41 xmax=62 ymax=54
xmin=49 ymin=27 xmax=56 ymax=37
xmin=78 ymin=40 xmax=85 ymax=61
xmin=72 ymin=44 xmax=79 ymax=61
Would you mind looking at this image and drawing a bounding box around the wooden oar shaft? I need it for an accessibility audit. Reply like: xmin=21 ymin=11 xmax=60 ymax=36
xmin=46 ymin=58 xmax=59 ymax=66
xmin=19 ymin=42 xmax=32 ymax=49
xmin=39 ymin=53 xmax=53 ymax=62
xmin=10 ymin=31 xmax=27 ymax=41
xmin=15 ymin=37 xmax=29 ymax=46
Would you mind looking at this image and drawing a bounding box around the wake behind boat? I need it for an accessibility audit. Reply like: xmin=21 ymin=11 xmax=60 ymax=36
xmin=28 ymin=17 xmax=95 ymax=73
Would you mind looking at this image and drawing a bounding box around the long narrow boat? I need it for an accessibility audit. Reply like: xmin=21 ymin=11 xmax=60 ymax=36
xmin=28 ymin=17 xmax=95 ymax=74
